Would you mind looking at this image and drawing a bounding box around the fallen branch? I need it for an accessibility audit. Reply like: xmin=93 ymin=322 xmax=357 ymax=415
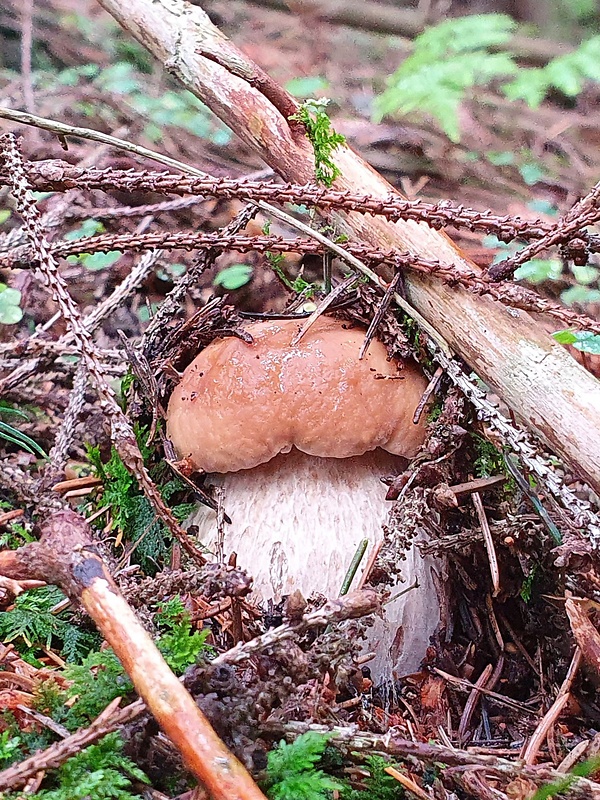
xmin=267 ymin=720 xmax=600 ymax=799
xmin=0 ymin=508 xmax=267 ymax=800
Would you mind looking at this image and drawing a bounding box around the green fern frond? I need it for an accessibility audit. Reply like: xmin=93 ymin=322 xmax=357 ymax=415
xmin=27 ymin=733 xmax=148 ymax=800
xmin=64 ymin=650 xmax=132 ymax=725
xmin=503 ymin=35 xmax=600 ymax=106
xmin=374 ymin=15 xmax=517 ymax=141
xmin=265 ymin=732 xmax=344 ymax=800
xmin=0 ymin=586 xmax=96 ymax=663
xmin=155 ymin=595 xmax=212 ymax=673
xmin=375 ymin=15 xmax=600 ymax=141
xmin=87 ymin=431 xmax=193 ymax=572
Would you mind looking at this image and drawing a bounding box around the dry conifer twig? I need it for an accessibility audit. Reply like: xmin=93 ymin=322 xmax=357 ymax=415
xmin=0 ymin=132 xmax=206 ymax=564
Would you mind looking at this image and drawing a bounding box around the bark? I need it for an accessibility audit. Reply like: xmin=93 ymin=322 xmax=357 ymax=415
xmin=95 ymin=0 xmax=600 ymax=496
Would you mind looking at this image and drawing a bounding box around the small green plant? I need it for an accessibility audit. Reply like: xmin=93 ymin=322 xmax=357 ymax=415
xmin=481 ymin=235 xmax=600 ymax=305
xmin=41 ymin=59 xmax=232 ymax=146
xmin=520 ymin=564 xmax=539 ymax=602
xmin=87 ymin=434 xmax=194 ymax=572
xmin=0 ymin=586 xmax=97 ymax=663
xmin=155 ymin=596 xmax=212 ymax=674
xmin=263 ymin=732 xmax=344 ymax=800
xmin=375 ymin=13 xmax=600 ymax=142
xmin=0 ymin=407 xmax=47 ymax=458
xmin=26 ymin=733 xmax=148 ymax=800
xmin=64 ymin=220 xmax=124 ymax=272
xmin=68 ymin=250 xmax=123 ymax=272
xmin=0 ymin=518 xmax=34 ymax=550
xmin=504 ymin=37 xmax=600 ymax=107
xmin=342 ymin=755 xmax=407 ymax=800
xmin=374 ymin=14 xmax=517 ymax=142
xmin=213 ymin=263 xmax=254 ymax=290
xmin=64 ymin=649 xmax=132 ymax=725
xmin=472 ymin=434 xmax=507 ymax=479
xmin=0 ymin=730 xmax=22 ymax=767
xmin=261 ymin=222 xmax=317 ymax=296
xmin=529 ymin=756 xmax=600 ymax=800
xmin=0 ymin=283 xmax=23 ymax=325
xmin=289 ymin=99 xmax=346 ymax=186
xmin=552 ymin=329 xmax=600 ymax=355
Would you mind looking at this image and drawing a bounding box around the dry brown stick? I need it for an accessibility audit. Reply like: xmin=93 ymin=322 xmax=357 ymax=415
xmin=457 ymin=663 xmax=493 ymax=745
xmin=0 ymin=133 xmax=205 ymax=566
xmin=94 ymin=0 xmax=600 ymax=498
xmin=3 ymin=122 xmax=600 ymax=340
xmin=384 ymin=765 xmax=431 ymax=800
xmin=37 ymin=361 xmax=89 ymax=491
xmin=565 ymin=598 xmax=600 ymax=682
xmin=1 ymin=161 xmax=558 ymax=242
xmin=522 ymin=647 xmax=582 ymax=765
xmin=0 ymin=509 xmax=267 ymax=800
xmin=472 ymin=491 xmax=500 ymax=597
xmin=213 ymin=590 xmax=380 ymax=665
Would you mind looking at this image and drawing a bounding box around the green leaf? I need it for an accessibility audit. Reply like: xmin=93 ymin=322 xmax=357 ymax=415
xmin=561 ymin=285 xmax=600 ymax=305
xmin=213 ymin=263 xmax=253 ymax=290
xmin=0 ymin=586 xmax=68 ymax=652
xmin=527 ymin=199 xmax=558 ymax=216
xmin=0 ymin=303 xmax=23 ymax=325
xmin=554 ymin=330 xmax=600 ymax=354
xmin=30 ymin=733 xmax=148 ymax=800
xmin=265 ymin=732 xmax=344 ymax=800
xmin=552 ymin=329 xmax=578 ymax=345
xmin=0 ymin=730 xmax=21 ymax=767
xmin=409 ymin=14 xmax=515 ymax=60
xmin=64 ymin=218 xmax=105 ymax=241
xmin=0 ymin=283 xmax=23 ymax=325
xmin=96 ymin=61 xmax=140 ymax=94
xmin=0 ymin=416 xmax=47 ymax=458
xmin=486 ymin=151 xmax=515 ymax=166
xmin=514 ymin=258 xmax=562 ymax=283
xmin=545 ymin=58 xmax=583 ymax=96
xmin=519 ymin=162 xmax=546 ymax=186
xmin=571 ymin=264 xmax=599 ymax=285
xmin=80 ymin=251 xmax=122 ymax=271
xmin=374 ymin=35 xmax=517 ymax=141
xmin=65 ymin=651 xmax=132 ymax=724
xmin=502 ymin=69 xmax=549 ymax=107
xmin=0 ymin=209 xmax=11 ymax=224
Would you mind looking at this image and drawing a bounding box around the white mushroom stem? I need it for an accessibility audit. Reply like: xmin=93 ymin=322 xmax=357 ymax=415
xmin=187 ymin=448 xmax=442 ymax=679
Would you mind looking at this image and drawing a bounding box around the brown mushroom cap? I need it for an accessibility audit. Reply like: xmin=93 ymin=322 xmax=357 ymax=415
xmin=167 ymin=317 xmax=428 ymax=473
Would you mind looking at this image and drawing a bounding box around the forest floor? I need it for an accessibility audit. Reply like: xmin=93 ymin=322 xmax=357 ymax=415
xmin=0 ymin=1 xmax=600 ymax=799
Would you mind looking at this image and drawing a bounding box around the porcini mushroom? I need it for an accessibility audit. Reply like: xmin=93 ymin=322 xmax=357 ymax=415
xmin=167 ymin=317 xmax=441 ymax=678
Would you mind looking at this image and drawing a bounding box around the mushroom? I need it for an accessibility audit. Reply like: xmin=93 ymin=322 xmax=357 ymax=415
xmin=166 ymin=316 xmax=441 ymax=678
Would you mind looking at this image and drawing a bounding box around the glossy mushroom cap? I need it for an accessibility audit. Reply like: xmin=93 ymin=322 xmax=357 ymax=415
xmin=166 ymin=317 xmax=428 ymax=472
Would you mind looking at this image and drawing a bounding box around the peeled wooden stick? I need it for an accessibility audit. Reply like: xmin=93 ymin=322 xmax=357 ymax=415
xmin=0 ymin=509 xmax=267 ymax=800
xmin=93 ymin=0 xmax=600 ymax=496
